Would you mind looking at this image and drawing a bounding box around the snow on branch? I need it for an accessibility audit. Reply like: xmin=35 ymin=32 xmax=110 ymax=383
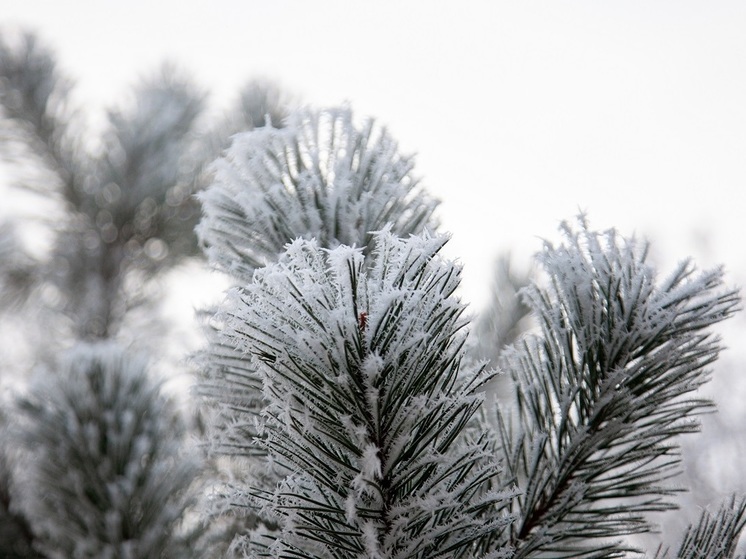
xmin=197 ymin=107 xmax=440 ymax=281
xmin=655 ymin=495 xmax=746 ymax=559
xmin=11 ymin=343 xmax=202 ymax=558
xmin=219 ymin=231 xmax=513 ymax=558
xmin=195 ymin=107 xmax=442 ymax=532
xmin=494 ymin=216 xmax=740 ymax=558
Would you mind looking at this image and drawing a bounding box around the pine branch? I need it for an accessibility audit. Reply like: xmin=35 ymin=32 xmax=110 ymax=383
xmin=41 ymin=64 xmax=207 ymax=339
xmin=492 ymin=216 xmax=740 ymax=558
xmin=95 ymin=64 xmax=206 ymax=266
xmin=11 ymin=343 xmax=203 ymax=558
xmin=0 ymin=32 xmax=211 ymax=339
xmin=197 ymin=107 xmax=439 ymax=282
xmin=219 ymin=231 xmax=513 ymax=558
xmin=655 ymin=496 xmax=746 ymax=559
xmin=0 ymin=31 xmax=84 ymax=206
xmin=196 ymin=107 xmax=442 ymax=542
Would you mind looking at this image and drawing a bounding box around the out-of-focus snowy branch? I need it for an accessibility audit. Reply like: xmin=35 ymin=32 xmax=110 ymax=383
xmin=10 ymin=343 xmax=203 ymax=558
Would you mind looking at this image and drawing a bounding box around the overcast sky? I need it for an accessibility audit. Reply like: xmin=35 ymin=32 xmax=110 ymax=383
xmin=3 ymin=0 xmax=746 ymax=308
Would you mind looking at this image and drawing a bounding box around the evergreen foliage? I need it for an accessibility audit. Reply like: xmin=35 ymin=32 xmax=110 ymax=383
xmin=219 ymin=232 xmax=513 ymax=557
xmin=655 ymin=496 xmax=746 ymax=559
xmin=197 ymin=109 xmax=745 ymax=558
xmin=0 ymin=31 xmax=205 ymax=339
xmin=11 ymin=344 xmax=201 ymax=559
xmin=0 ymin=30 xmax=289 ymax=342
xmin=490 ymin=217 xmax=741 ymax=558
xmin=197 ymin=107 xmax=439 ymax=282
xmin=197 ymin=108 xmax=440 ymax=528
xmin=1 ymin=30 xmax=745 ymax=557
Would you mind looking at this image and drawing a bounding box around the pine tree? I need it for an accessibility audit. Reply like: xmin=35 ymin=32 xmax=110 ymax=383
xmin=0 ymin=30 xmax=290 ymax=557
xmin=3 ymin=30 xmax=744 ymax=555
xmin=198 ymin=108 xmax=744 ymax=558
xmin=0 ymin=33 xmax=199 ymax=339
xmin=10 ymin=344 xmax=201 ymax=559
xmin=0 ymin=30 xmax=289 ymax=345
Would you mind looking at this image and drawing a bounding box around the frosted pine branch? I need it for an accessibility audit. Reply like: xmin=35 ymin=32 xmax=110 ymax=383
xmin=196 ymin=106 xmax=442 ymax=535
xmin=218 ymin=231 xmax=513 ymax=558
xmin=654 ymin=496 xmax=746 ymax=559
xmin=493 ymin=216 xmax=740 ymax=558
xmin=197 ymin=107 xmax=439 ymax=282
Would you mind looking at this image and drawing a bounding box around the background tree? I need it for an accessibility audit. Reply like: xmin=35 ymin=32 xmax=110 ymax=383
xmin=0 ymin=30 xmax=291 ymax=558
xmin=0 ymin=30 xmax=290 ymax=347
xmin=11 ymin=344 xmax=202 ymax=559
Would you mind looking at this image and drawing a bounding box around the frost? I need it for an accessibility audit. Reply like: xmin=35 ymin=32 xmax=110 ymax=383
xmin=493 ymin=216 xmax=740 ymax=556
xmin=361 ymin=352 xmax=384 ymax=383
xmin=362 ymin=443 xmax=383 ymax=480
xmin=197 ymin=107 xmax=440 ymax=282
xmin=362 ymin=520 xmax=384 ymax=559
xmin=345 ymin=492 xmax=357 ymax=524
xmin=11 ymin=343 xmax=201 ymax=558
xmin=219 ymin=231 xmax=506 ymax=557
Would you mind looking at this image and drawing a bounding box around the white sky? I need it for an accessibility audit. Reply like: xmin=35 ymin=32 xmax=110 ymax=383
xmin=2 ymin=0 xmax=746 ymax=309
